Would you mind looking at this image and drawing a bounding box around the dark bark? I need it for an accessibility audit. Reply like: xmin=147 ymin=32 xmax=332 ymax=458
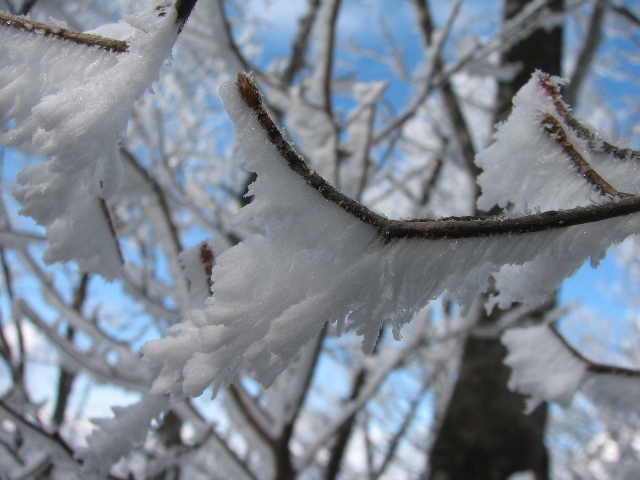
xmin=324 ymin=369 xmax=366 ymax=480
xmin=427 ymin=1 xmax=563 ymax=479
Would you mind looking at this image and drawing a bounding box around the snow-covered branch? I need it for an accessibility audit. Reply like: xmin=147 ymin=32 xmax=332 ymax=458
xmin=236 ymin=71 xmax=640 ymax=240
xmin=503 ymin=322 xmax=640 ymax=416
xmin=0 ymin=11 xmax=128 ymax=52
xmin=144 ymin=68 xmax=640 ymax=402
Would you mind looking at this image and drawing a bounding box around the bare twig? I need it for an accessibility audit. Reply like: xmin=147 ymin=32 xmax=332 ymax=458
xmin=564 ymin=0 xmax=607 ymax=106
xmin=0 ymin=399 xmax=74 ymax=458
xmin=297 ymin=332 xmax=425 ymax=469
xmin=236 ymin=71 xmax=640 ymax=241
xmin=373 ymin=379 xmax=430 ymax=479
xmin=281 ymin=0 xmax=321 ymax=84
xmin=121 ymin=148 xmax=183 ymax=254
xmin=52 ymin=274 xmax=89 ymax=428
xmin=229 ymin=383 xmax=275 ymax=444
xmin=373 ymin=0 xmax=561 ymax=145
xmin=319 ymin=0 xmax=341 ymax=118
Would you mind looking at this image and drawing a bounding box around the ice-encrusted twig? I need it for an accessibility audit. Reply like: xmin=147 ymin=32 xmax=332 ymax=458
xmin=236 ymin=71 xmax=640 ymax=241
xmin=0 ymin=0 xmax=199 ymax=48
xmin=540 ymin=113 xmax=627 ymax=198
xmin=538 ymin=72 xmax=640 ymax=162
xmin=549 ymin=324 xmax=640 ymax=378
xmin=0 ymin=11 xmax=128 ymax=52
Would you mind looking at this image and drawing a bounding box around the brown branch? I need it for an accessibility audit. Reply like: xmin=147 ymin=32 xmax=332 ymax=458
xmin=0 ymin=11 xmax=128 ymax=52
xmin=538 ymin=72 xmax=640 ymax=162
xmin=541 ymin=113 xmax=626 ymax=197
xmin=236 ymin=71 xmax=640 ymax=241
xmin=1 ymin=0 xmax=199 ymax=52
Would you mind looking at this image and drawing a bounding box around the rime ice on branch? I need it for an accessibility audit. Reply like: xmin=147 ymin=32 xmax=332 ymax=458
xmin=0 ymin=3 xmax=180 ymax=278
xmin=144 ymin=71 xmax=640 ymax=400
xmin=503 ymin=323 xmax=640 ymax=416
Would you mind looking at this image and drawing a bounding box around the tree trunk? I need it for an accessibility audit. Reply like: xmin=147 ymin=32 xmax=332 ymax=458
xmin=427 ymin=1 xmax=563 ymax=479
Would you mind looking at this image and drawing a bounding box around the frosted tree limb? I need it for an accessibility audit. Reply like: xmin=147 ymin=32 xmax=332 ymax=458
xmin=503 ymin=322 xmax=640 ymax=415
xmin=541 ymin=114 xmax=625 ymax=198
xmin=297 ymin=331 xmax=426 ymax=470
xmin=549 ymin=323 xmax=640 ymax=379
xmin=236 ymin=71 xmax=640 ymax=241
xmin=0 ymin=11 xmax=128 ymax=52
xmin=411 ymin=0 xmax=478 ymax=182
xmin=538 ymin=72 xmax=640 ymax=162
xmin=0 ymin=0 xmax=200 ymax=48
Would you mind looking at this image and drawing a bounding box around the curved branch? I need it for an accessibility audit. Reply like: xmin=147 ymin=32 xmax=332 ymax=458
xmin=236 ymin=71 xmax=640 ymax=241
